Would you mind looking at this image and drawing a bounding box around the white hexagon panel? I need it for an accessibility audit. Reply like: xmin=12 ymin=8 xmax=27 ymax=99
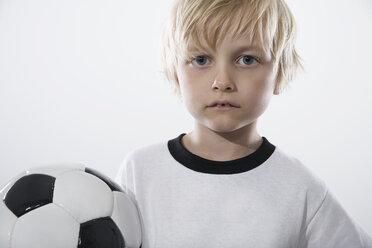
xmin=0 ymin=164 xmax=142 ymax=248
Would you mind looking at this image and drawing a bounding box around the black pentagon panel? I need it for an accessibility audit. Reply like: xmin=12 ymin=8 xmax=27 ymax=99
xmin=85 ymin=167 xmax=123 ymax=192
xmin=78 ymin=217 xmax=125 ymax=248
xmin=4 ymin=174 xmax=55 ymax=217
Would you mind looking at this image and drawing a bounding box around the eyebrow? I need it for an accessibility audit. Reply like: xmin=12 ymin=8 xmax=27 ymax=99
xmin=188 ymin=45 xmax=265 ymax=55
xmin=233 ymin=45 xmax=265 ymax=55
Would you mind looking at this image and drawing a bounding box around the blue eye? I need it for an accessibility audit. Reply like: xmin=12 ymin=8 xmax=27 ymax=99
xmin=190 ymin=55 xmax=258 ymax=67
xmin=238 ymin=55 xmax=258 ymax=66
xmin=191 ymin=56 xmax=209 ymax=66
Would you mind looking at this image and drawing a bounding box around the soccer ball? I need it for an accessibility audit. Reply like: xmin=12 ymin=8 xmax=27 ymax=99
xmin=0 ymin=164 xmax=142 ymax=248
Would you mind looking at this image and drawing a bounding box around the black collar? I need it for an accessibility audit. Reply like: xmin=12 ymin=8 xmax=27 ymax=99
xmin=167 ymin=133 xmax=276 ymax=174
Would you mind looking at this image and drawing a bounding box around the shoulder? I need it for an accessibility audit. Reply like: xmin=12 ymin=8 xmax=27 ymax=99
xmin=269 ymin=145 xmax=328 ymax=202
xmin=270 ymin=146 xmax=326 ymax=186
xmin=119 ymin=139 xmax=170 ymax=170
xmin=125 ymin=140 xmax=169 ymax=162
xmin=266 ymin=146 xmax=334 ymax=227
xmin=115 ymin=139 xmax=168 ymax=183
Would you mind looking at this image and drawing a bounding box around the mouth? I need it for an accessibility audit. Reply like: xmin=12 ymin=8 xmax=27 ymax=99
xmin=209 ymin=104 xmax=239 ymax=110
xmin=207 ymin=103 xmax=240 ymax=111
xmin=207 ymin=100 xmax=240 ymax=109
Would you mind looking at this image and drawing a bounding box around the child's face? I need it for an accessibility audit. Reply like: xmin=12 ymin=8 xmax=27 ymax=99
xmin=176 ymin=33 xmax=279 ymax=133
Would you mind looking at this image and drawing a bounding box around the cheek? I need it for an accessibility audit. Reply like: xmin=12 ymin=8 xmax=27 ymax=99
xmin=176 ymin=67 xmax=189 ymax=98
xmin=182 ymin=86 xmax=206 ymax=112
xmin=238 ymin=74 xmax=275 ymax=111
xmin=177 ymin=67 xmax=208 ymax=101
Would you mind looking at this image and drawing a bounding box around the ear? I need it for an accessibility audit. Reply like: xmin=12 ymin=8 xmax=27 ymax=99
xmin=174 ymin=70 xmax=183 ymax=101
xmin=175 ymin=73 xmax=180 ymax=86
xmin=174 ymin=64 xmax=180 ymax=86
xmin=273 ymin=82 xmax=280 ymax=95
xmin=273 ymin=71 xmax=281 ymax=95
xmin=272 ymin=61 xmax=281 ymax=95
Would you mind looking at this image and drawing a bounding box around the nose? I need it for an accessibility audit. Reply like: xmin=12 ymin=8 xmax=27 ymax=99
xmin=212 ymin=80 xmax=234 ymax=91
xmin=212 ymin=70 xmax=235 ymax=92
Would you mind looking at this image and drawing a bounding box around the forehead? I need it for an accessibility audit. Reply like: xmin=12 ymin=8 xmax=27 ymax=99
xmin=182 ymin=15 xmax=271 ymax=55
xmin=186 ymin=33 xmax=270 ymax=60
xmin=189 ymin=34 xmax=264 ymax=51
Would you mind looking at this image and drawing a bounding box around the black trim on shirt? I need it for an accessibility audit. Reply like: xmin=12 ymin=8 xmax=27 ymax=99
xmin=167 ymin=133 xmax=276 ymax=174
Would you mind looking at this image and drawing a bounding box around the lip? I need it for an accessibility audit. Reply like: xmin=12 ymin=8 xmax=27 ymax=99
xmin=207 ymin=99 xmax=240 ymax=108
xmin=210 ymin=105 xmax=238 ymax=110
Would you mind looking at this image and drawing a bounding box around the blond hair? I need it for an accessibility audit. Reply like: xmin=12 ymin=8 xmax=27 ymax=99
xmin=160 ymin=0 xmax=304 ymax=98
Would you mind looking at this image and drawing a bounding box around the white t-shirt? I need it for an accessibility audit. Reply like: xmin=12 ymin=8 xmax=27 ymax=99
xmin=115 ymin=133 xmax=372 ymax=248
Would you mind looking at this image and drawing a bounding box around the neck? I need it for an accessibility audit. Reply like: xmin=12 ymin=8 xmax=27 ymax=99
xmin=182 ymin=121 xmax=263 ymax=161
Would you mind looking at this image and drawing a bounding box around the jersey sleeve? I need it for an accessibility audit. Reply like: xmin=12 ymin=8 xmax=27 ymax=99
xmin=300 ymin=188 xmax=372 ymax=248
xmin=115 ymin=157 xmax=128 ymax=191
xmin=115 ymin=152 xmax=145 ymax=248
xmin=115 ymin=152 xmax=138 ymax=203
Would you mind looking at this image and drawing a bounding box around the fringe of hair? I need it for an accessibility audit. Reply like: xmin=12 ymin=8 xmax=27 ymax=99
xmin=160 ymin=0 xmax=304 ymax=98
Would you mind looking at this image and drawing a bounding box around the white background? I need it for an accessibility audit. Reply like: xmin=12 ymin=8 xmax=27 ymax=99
xmin=0 ymin=0 xmax=371 ymax=235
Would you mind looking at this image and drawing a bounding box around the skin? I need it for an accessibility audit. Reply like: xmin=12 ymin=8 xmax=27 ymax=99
xmin=175 ymin=33 xmax=280 ymax=162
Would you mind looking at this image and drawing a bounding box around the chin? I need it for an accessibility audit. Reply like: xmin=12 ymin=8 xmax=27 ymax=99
xmin=207 ymin=123 xmax=242 ymax=134
xmin=205 ymin=118 xmax=256 ymax=134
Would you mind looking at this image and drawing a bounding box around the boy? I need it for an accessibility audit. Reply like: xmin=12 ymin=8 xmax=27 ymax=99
xmin=116 ymin=0 xmax=372 ymax=247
